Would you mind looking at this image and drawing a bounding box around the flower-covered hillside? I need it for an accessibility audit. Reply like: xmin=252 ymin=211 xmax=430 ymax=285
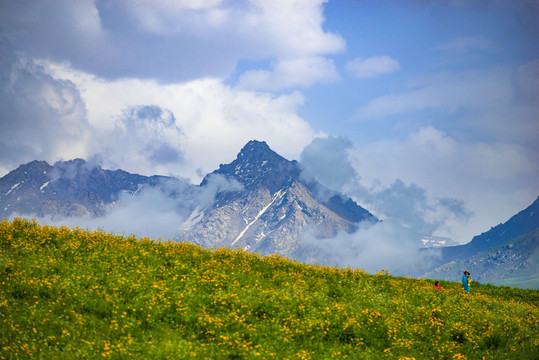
xmin=1 ymin=218 xmax=538 ymax=359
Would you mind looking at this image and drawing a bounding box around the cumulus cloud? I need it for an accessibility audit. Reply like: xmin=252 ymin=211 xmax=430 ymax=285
xmin=0 ymin=42 xmax=91 ymax=172
xmin=0 ymin=54 xmax=319 ymax=181
xmin=346 ymin=56 xmax=400 ymax=79
xmin=300 ymin=136 xmax=472 ymax=238
xmin=298 ymin=134 xmax=522 ymax=246
xmin=300 ymin=135 xmax=472 ymax=241
xmin=1 ymin=0 xmax=336 ymax=177
xmin=298 ymin=136 xmax=472 ymax=274
xmin=347 ymin=127 xmax=538 ymax=242
xmin=362 ymin=179 xmax=472 ymax=239
xmin=95 ymin=105 xmax=185 ymax=177
xmin=301 ymin=221 xmax=441 ymax=276
xmin=238 ymin=56 xmax=340 ymax=90
xmin=0 ymin=0 xmax=344 ymax=85
xmin=299 ymin=136 xmax=357 ymax=193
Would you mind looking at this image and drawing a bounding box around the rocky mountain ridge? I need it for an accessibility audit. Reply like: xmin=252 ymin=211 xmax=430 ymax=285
xmin=422 ymin=196 xmax=539 ymax=288
xmin=0 ymin=159 xmax=179 ymax=219
xmin=2 ymin=140 xmax=537 ymax=284
xmin=176 ymin=140 xmax=377 ymax=260
xmin=0 ymin=141 xmax=378 ymax=263
xmin=434 ymin=196 xmax=539 ymax=265
xmin=424 ymin=228 xmax=539 ymax=289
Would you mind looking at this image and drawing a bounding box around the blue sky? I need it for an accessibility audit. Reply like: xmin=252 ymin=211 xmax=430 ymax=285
xmin=1 ymin=0 xmax=538 ymax=245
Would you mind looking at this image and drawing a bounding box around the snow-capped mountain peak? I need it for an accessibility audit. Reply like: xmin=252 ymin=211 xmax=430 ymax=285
xmin=201 ymin=140 xmax=301 ymax=193
xmin=179 ymin=140 xmax=377 ymax=260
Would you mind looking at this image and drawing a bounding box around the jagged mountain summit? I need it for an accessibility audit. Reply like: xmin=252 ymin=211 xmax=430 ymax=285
xmin=202 ymin=139 xmax=301 ymax=192
xmin=0 ymin=159 xmax=179 ymax=219
xmin=0 ymin=141 xmax=377 ymax=263
xmin=177 ymin=140 xmax=377 ymax=260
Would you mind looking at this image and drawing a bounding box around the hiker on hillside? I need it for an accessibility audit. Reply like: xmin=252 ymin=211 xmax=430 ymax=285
xmin=434 ymin=280 xmax=443 ymax=290
xmin=462 ymin=270 xmax=471 ymax=293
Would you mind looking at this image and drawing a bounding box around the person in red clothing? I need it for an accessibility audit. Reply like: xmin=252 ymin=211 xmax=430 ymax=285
xmin=434 ymin=280 xmax=444 ymax=290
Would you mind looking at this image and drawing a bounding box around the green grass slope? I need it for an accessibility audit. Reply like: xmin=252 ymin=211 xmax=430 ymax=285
xmin=1 ymin=218 xmax=538 ymax=359
xmin=425 ymin=228 xmax=539 ymax=289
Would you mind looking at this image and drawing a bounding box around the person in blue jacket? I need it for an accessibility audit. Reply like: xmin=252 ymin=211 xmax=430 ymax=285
xmin=462 ymin=270 xmax=471 ymax=293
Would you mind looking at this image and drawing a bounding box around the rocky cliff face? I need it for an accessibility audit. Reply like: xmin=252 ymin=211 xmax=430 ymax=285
xmin=176 ymin=140 xmax=377 ymax=259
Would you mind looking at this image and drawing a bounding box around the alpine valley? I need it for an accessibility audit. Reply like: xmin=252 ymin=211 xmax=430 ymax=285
xmin=1 ymin=140 xmax=538 ymax=287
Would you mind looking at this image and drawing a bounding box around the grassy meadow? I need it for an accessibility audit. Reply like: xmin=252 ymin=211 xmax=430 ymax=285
xmin=1 ymin=218 xmax=538 ymax=359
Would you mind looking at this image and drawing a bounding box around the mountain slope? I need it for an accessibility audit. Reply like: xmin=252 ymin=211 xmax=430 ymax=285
xmin=0 ymin=159 xmax=177 ymax=219
xmin=2 ymin=218 xmax=538 ymax=359
xmin=423 ymin=196 xmax=539 ymax=268
xmin=177 ymin=140 xmax=377 ymax=259
xmin=424 ymin=228 xmax=539 ymax=289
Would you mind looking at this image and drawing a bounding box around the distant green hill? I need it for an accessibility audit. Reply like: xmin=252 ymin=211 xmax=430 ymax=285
xmin=1 ymin=218 xmax=538 ymax=359
xmin=425 ymin=228 xmax=539 ymax=289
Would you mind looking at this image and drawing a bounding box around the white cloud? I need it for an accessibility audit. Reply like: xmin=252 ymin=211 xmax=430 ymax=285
xmin=354 ymin=68 xmax=513 ymax=120
xmin=238 ymin=56 xmax=340 ymax=90
xmin=0 ymin=49 xmax=91 ymax=169
xmin=95 ymin=105 xmax=185 ymax=175
xmin=352 ymin=65 xmax=539 ymax=153
xmin=14 ymin=172 xmax=246 ymax=241
xmin=235 ymin=0 xmax=345 ymax=90
xmin=346 ymin=56 xmax=400 ymax=79
xmin=56 ymin=187 xmax=188 ymax=241
xmin=0 ymin=0 xmax=344 ymax=85
xmin=238 ymin=0 xmax=345 ymax=57
xmin=0 ymin=0 xmax=339 ymax=175
xmin=13 ymin=60 xmax=319 ymax=182
xmin=301 ymin=220 xmax=442 ymax=275
xmin=299 ymin=130 xmax=538 ymax=247
xmin=347 ymin=127 xmax=538 ymax=243
xmin=299 ymin=136 xmax=474 ymax=247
